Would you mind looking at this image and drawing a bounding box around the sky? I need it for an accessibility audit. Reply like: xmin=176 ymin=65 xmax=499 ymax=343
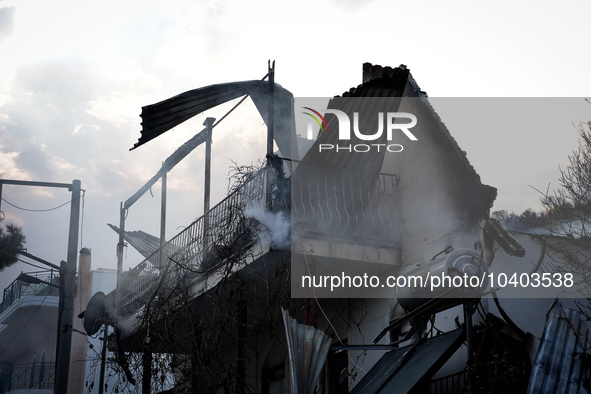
xmin=0 ymin=0 xmax=590 ymax=291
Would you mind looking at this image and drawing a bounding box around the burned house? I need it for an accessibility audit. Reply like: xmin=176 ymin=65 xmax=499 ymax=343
xmin=86 ymin=63 xmax=588 ymax=393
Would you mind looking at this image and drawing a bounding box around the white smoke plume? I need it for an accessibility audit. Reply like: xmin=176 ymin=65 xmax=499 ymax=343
xmin=244 ymin=203 xmax=290 ymax=250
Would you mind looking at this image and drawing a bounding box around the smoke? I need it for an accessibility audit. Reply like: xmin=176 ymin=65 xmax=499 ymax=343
xmin=115 ymin=315 xmax=140 ymax=338
xmin=244 ymin=203 xmax=290 ymax=250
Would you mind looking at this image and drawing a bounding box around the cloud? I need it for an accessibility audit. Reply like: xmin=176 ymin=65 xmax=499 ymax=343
xmin=0 ymin=151 xmax=30 ymax=179
xmin=12 ymin=57 xmax=96 ymax=104
xmin=86 ymin=93 xmax=141 ymax=130
xmin=13 ymin=146 xmax=76 ymax=180
xmin=328 ymin=0 xmax=376 ymax=10
xmin=72 ymin=123 xmax=100 ymax=136
xmin=0 ymin=6 xmax=16 ymax=45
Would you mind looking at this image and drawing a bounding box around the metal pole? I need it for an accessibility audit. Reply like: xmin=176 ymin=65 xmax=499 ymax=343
xmin=203 ymin=117 xmax=215 ymax=251
xmin=55 ymin=260 xmax=65 ymax=392
xmin=266 ymin=60 xmax=275 ymax=157
xmin=0 ymin=179 xmax=72 ymax=189
xmin=98 ymin=325 xmax=107 ymax=394
xmin=115 ymin=201 xmax=125 ymax=325
xmin=266 ymin=61 xmax=275 ymax=210
xmin=465 ymin=308 xmax=473 ymax=364
xmin=159 ymin=170 xmax=167 ymax=267
xmin=0 ymin=179 xmax=80 ymax=392
xmin=142 ymin=348 xmax=152 ymax=394
xmin=114 ymin=200 xmax=125 ymax=376
xmin=56 ymin=179 xmax=81 ymax=393
xmin=463 ymin=299 xmax=477 ymax=367
xmin=203 ymin=117 xmax=214 ymax=217
xmin=18 ymin=250 xmax=61 ymax=271
xmin=116 ymin=202 xmax=125 ymax=279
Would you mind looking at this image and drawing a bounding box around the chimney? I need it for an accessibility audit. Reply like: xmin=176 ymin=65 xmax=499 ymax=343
xmin=68 ymin=247 xmax=92 ymax=394
xmin=362 ymin=63 xmax=406 ymax=83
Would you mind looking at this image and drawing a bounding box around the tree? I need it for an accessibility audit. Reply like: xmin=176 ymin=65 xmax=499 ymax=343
xmin=491 ymin=209 xmax=549 ymax=232
xmin=0 ymin=222 xmax=26 ymax=271
xmin=540 ymin=114 xmax=591 ymax=296
xmin=87 ymin=161 xmax=296 ymax=393
xmin=542 ymin=117 xmax=591 ymax=239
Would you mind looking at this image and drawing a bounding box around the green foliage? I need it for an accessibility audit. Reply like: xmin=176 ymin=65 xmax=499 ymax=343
xmin=0 ymin=222 xmax=26 ymax=271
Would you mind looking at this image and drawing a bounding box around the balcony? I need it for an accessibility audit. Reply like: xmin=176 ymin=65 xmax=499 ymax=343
xmin=0 ymin=271 xmax=60 ymax=316
xmin=0 ymin=362 xmax=55 ymax=394
xmin=0 ymin=272 xmax=60 ymax=366
xmin=115 ymin=159 xmax=400 ymax=317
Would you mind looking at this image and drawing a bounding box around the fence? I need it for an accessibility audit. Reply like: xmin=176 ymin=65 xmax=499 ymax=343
xmin=291 ymin=162 xmax=399 ymax=243
xmin=0 ymin=271 xmax=60 ymax=315
xmin=430 ymin=370 xmax=469 ymax=393
xmin=0 ymin=362 xmax=55 ymax=393
xmin=117 ymin=165 xmax=271 ymax=316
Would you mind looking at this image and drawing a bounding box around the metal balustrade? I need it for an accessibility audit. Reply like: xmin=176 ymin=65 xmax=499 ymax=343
xmin=0 ymin=271 xmax=60 ymax=315
xmin=0 ymin=362 xmax=56 ymax=393
xmin=116 ymin=160 xmax=399 ymax=317
xmin=430 ymin=370 xmax=468 ymax=393
xmin=291 ymin=162 xmax=399 ymax=243
xmin=117 ymin=166 xmax=270 ymax=316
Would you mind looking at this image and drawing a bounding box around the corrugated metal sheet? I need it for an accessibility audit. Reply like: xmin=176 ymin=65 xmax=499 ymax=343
xmin=107 ymin=224 xmax=179 ymax=267
xmin=138 ymin=81 xmax=262 ymax=144
xmin=527 ymin=299 xmax=591 ymax=393
xmin=133 ymin=80 xmax=298 ymax=160
xmin=282 ymin=308 xmax=331 ymax=394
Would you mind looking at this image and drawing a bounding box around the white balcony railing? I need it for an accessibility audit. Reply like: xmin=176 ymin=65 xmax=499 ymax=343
xmin=116 ymin=160 xmax=399 ymax=317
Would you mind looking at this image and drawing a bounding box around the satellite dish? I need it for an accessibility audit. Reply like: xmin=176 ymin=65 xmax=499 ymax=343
xmin=84 ymin=291 xmax=106 ymax=336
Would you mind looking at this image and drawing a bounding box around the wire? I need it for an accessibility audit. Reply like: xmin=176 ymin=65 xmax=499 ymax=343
xmin=1 ymin=197 xmax=71 ymax=212
xmin=203 ymin=71 xmax=268 ymax=131
xmin=211 ymin=94 xmax=250 ymax=129
xmin=16 ymin=257 xmax=51 ymax=271
xmin=0 ymin=250 xmax=52 ymax=271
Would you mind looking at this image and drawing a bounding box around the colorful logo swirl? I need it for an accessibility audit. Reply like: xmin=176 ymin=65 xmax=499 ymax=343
xmin=302 ymin=107 xmax=329 ymax=133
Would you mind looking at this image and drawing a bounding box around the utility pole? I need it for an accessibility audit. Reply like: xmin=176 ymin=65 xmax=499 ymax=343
xmin=0 ymin=179 xmax=81 ymax=393
xmin=59 ymin=179 xmax=81 ymax=394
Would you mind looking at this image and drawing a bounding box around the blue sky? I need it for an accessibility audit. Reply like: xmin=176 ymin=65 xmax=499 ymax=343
xmin=0 ymin=0 xmax=590 ymax=289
